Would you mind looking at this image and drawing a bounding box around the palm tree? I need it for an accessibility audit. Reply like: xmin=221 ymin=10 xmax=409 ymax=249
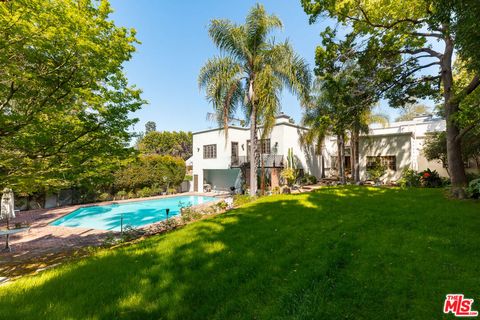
xmin=301 ymin=76 xmax=349 ymax=183
xmin=199 ymin=4 xmax=310 ymax=195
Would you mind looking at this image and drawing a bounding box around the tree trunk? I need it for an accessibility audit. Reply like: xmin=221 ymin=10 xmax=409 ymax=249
xmin=350 ymin=132 xmax=355 ymax=180
xmin=337 ymin=134 xmax=345 ymax=184
xmin=442 ymin=36 xmax=467 ymax=198
xmin=248 ymin=81 xmax=258 ymax=196
xmin=351 ymin=129 xmax=360 ymax=183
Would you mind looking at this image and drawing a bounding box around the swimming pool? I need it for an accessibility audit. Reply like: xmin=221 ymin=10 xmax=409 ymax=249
xmin=50 ymin=195 xmax=216 ymax=231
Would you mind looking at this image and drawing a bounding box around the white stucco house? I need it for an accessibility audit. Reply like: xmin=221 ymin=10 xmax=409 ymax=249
xmin=190 ymin=114 xmax=320 ymax=193
xmin=190 ymin=113 xmax=476 ymax=193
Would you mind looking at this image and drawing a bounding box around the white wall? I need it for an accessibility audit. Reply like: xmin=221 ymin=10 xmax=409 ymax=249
xmin=359 ymin=134 xmax=413 ymax=182
xmin=191 ymin=127 xmax=249 ymax=192
xmin=191 ymin=116 xmax=323 ymax=192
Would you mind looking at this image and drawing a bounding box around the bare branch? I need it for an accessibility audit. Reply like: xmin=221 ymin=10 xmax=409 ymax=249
xmin=400 ymin=48 xmax=443 ymax=59
xmin=456 ymin=123 xmax=478 ymax=143
xmin=463 ymin=75 xmax=480 ymax=96
xmin=408 ymin=32 xmax=443 ymax=38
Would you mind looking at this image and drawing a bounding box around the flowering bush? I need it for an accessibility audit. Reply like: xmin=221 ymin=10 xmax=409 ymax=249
xmin=419 ymin=169 xmax=443 ymax=188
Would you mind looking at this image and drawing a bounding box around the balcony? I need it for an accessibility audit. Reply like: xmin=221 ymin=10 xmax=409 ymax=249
xmin=230 ymin=155 xmax=284 ymax=168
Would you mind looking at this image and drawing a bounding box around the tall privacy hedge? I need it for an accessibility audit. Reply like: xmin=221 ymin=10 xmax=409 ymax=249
xmin=114 ymin=154 xmax=186 ymax=192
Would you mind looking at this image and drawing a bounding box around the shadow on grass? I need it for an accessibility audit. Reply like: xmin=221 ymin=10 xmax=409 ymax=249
xmin=0 ymin=186 xmax=479 ymax=319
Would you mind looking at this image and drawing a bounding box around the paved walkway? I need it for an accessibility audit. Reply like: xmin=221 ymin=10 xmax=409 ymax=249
xmin=0 ymin=205 xmax=110 ymax=263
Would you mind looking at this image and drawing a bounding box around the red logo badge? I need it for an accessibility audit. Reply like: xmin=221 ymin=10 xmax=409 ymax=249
xmin=444 ymin=294 xmax=478 ymax=317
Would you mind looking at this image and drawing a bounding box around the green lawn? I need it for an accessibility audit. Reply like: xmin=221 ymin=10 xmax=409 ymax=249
xmin=1 ymin=187 xmax=479 ymax=319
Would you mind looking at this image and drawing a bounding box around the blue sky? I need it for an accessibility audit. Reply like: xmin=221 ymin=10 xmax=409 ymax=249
xmin=109 ymin=0 xmax=404 ymax=133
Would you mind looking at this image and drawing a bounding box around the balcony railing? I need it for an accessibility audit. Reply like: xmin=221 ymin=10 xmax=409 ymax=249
xmin=231 ymin=155 xmax=284 ymax=168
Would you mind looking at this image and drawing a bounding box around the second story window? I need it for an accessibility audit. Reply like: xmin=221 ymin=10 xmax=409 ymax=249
xmin=247 ymin=139 xmax=271 ymax=156
xmin=203 ymin=144 xmax=217 ymax=159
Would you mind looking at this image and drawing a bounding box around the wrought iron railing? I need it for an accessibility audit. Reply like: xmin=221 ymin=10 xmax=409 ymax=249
xmin=231 ymin=155 xmax=284 ymax=168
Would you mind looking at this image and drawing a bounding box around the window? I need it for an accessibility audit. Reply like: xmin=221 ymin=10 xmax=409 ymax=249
xmin=231 ymin=142 xmax=238 ymax=158
xmin=246 ymin=139 xmax=271 ymax=156
xmin=366 ymin=156 xmax=397 ymax=171
xmin=203 ymin=144 xmax=217 ymax=159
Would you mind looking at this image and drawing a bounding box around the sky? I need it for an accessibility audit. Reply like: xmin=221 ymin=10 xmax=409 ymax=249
xmin=109 ymin=0 xmax=405 ymax=134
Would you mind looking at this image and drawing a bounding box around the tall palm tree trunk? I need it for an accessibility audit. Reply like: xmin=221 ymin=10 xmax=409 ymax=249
xmin=249 ymin=110 xmax=258 ymax=195
xmin=249 ymin=80 xmax=258 ymax=196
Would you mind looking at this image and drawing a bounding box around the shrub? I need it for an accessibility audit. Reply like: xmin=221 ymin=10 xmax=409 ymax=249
xmin=137 ymin=187 xmax=153 ymax=198
xmin=116 ymin=190 xmax=128 ymax=200
xmin=167 ymin=187 xmax=177 ymax=195
xmin=467 ymin=178 xmax=480 ymax=199
xmin=127 ymin=191 xmax=136 ymax=199
xmin=272 ymin=186 xmax=281 ymax=195
xmin=280 ymin=168 xmax=296 ymax=186
xmin=366 ymin=160 xmax=386 ymax=183
xmin=114 ymin=154 xmax=186 ymax=192
xmin=307 ymin=175 xmax=318 ymax=184
xmin=466 ymin=173 xmax=480 ymax=183
xmin=420 ymin=169 xmax=443 ymax=188
xmin=399 ymin=169 xmax=421 ymax=188
xmin=214 ymin=201 xmax=228 ymax=212
xmin=180 ymin=207 xmax=202 ymax=223
xmin=97 ymin=192 xmax=112 ymax=202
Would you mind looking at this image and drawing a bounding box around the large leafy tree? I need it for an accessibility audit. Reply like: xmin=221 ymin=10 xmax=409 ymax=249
xmin=302 ymin=0 xmax=480 ymax=197
xmin=0 ymin=0 xmax=145 ymax=194
xmin=199 ymin=4 xmax=311 ymax=195
xmin=303 ymin=34 xmax=382 ymax=183
xmin=137 ymin=131 xmax=193 ymax=160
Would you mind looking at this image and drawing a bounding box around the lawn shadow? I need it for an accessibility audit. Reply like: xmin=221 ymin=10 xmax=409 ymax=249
xmin=0 ymin=186 xmax=479 ymax=319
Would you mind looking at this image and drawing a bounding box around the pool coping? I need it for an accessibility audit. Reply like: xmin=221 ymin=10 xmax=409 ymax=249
xmin=48 ymin=193 xmax=225 ymax=230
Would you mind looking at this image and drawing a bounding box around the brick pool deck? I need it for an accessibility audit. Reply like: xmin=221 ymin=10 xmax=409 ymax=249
xmin=0 ymin=192 xmax=224 ymax=264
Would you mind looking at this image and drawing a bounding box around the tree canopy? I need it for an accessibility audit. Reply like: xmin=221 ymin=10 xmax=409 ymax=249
xmin=137 ymin=131 xmax=193 ymax=160
xmin=0 ymin=0 xmax=145 ymax=194
xmin=302 ymin=0 xmax=480 ymax=195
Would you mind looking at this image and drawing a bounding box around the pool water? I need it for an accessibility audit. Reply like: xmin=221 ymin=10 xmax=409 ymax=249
xmin=50 ymin=195 xmax=216 ymax=231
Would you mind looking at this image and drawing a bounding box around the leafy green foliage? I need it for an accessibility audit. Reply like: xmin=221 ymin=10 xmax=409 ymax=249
xmin=145 ymin=121 xmax=157 ymax=134
xmin=399 ymin=169 xmax=421 ymax=188
xmin=424 ymin=131 xmax=480 ymax=168
xmin=114 ymin=155 xmax=186 ymax=192
xmin=467 ymin=178 xmax=480 ymax=199
xmin=280 ymin=168 xmax=296 ymax=187
xmin=137 ymin=131 xmax=193 ymax=160
xmin=366 ymin=159 xmax=386 ymax=182
xmin=420 ymin=169 xmax=443 ymax=188
xmin=0 ymin=0 xmax=145 ymax=195
xmin=302 ymin=0 xmax=480 ymax=191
